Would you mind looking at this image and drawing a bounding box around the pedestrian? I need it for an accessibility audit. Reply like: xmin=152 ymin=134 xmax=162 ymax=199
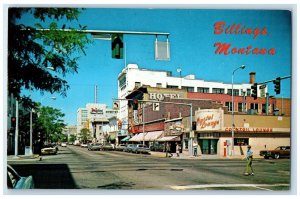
xmin=167 ymin=143 xmax=173 ymax=157
xmin=176 ymin=143 xmax=180 ymax=157
xmin=193 ymin=141 xmax=198 ymax=157
xmin=243 ymin=145 xmax=254 ymax=176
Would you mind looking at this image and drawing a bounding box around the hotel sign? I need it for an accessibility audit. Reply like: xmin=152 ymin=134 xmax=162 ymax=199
xmin=149 ymin=92 xmax=181 ymax=101
xmin=195 ymin=109 xmax=224 ymax=131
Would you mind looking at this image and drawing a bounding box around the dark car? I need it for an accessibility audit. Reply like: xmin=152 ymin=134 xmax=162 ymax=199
xmin=101 ymin=143 xmax=114 ymax=151
xmin=7 ymin=165 xmax=34 ymax=189
xmin=259 ymin=146 xmax=290 ymax=159
xmin=123 ymin=144 xmax=136 ymax=153
xmin=88 ymin=143 xmax=101 ymax=151
xmin=134 ymin=144 xmax=150 ymax=154
xmin=115 ymin=144 xmax=127 ymax=151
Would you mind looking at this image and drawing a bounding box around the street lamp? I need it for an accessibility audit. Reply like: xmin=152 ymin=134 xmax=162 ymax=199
xmin=231 ymin=65 xmax=246 ymax=156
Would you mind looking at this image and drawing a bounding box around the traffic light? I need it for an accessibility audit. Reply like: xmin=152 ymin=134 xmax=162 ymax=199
xmin=133 ymin=100 xmax=139 ymax=110
xmin=11 ymin=117 xmax=16 ymax=129
xmin=273 ymin=77 xmax=281 ymax=95
xmin=111 ymin=34 xmax=123 ymax=59
xmin=251 ymin=83 xmax=258 ymax=100
xmin=192 ymin=121 xmax=197 ymax=131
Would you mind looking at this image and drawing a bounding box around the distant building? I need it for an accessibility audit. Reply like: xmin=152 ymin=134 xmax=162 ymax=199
xmin=76 ymin=103 xmax=118 ymax=143
xmin=63 ymin=125 xmax=77 ymax=140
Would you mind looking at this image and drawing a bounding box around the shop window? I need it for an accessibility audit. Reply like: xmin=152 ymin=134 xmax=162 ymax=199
xmin=184 ymin=138 xmax=188 ymax=150
xmin=234 ymin=138 xmax=249 ymax=146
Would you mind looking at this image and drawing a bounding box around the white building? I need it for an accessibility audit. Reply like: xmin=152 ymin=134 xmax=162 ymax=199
xmin=118 ymin=64 xmax=264 ymax=136
xmin=76 ymin=103 xmax=118 ymax=143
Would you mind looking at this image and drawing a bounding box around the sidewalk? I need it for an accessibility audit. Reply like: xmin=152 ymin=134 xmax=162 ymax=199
xmin=149 ymin=151 xmax=263 ymax=160
xmin=7 ymin=154 xmax=41 ymax=161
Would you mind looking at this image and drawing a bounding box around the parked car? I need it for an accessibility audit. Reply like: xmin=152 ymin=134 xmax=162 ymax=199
xmin=150 ymin=143 xmax=165 ymax=152
xmin=81 ymin=143 xmax=88 ymax=148
xmin=7 ymin=165 xmax=34 ymax=189
xmin=41 ymin=145 xmax=57 ymax=155
xmin=88 ymin=143 xmax=101 ymax=151
xmin=134 ymin=144 xmax=150 ymax=154
xmin=101 ymin=143 xmax=114 ymax=151
xmin=61 ymin=142 xmax=67 ymax=147
xmin=259 ymin=146 xmax=291 ymax=159
xmin=115 ymin=144 xmax=127 ymax=151
xmin=123 ymin=144 xmax=137 ymax=153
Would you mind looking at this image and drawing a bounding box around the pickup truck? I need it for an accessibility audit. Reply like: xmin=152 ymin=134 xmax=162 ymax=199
xmin=259 ymin=146 xmax=290 ymax=159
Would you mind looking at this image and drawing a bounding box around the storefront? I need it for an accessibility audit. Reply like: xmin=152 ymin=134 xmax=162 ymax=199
xmin=194 ymin=108 xmax=291 ymax=157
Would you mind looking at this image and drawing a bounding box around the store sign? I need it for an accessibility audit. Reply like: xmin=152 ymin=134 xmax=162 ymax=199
xmin=90 ymin=108 xmax=103 ymax=114
xmin=225 ymin=127 xmax=273 ymax=133
xmin=149 ymin=92 xmax=181 ymax=101
xmin=195 ymin=109 xmax=224 ymax=131
xmin=166 ymin=121 xmax=184 ymax=136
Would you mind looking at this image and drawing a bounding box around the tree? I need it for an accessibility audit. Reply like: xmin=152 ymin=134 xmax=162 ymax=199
xmin=8 ymin=8 xmax=92 ymax=107
xmin=79 ymin=128 xmax=91 ymax=144
xmin=35 ymin=105 xmax=66 ymax=144
xmin=68 ymin=134 xmax=76 ymax=143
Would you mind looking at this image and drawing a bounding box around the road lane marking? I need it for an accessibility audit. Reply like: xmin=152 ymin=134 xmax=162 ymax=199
xmin=171 ymin=184 xmax=289 ymax=190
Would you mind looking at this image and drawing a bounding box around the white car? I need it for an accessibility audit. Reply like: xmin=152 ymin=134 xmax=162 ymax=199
xmin=80 ymin=143 xmax=88 ymax=148
xmin=61 ymin=142 xmax=67 ymax=147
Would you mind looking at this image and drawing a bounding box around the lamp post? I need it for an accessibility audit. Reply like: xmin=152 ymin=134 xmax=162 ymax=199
xmin=231 ymin=65 xmax=246 ymax=156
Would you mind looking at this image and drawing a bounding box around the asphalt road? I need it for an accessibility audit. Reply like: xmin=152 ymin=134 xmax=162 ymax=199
xmin=7 ymin=145 xmax=291 ymax=192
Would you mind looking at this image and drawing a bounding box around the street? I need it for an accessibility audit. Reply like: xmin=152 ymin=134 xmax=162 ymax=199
xmin=8 ymin=145 xmax=290 ymax=191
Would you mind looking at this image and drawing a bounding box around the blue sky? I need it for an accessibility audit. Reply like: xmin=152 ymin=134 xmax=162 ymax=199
xmin=20 ymin=8 xmax=291 ymax=125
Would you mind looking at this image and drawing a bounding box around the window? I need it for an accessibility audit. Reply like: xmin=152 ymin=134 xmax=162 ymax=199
xmin=197 ymin=87 xmax=209 ymax=93
xmin=182 ymin=86 xmax=194 ymax=92
xmin=247 ymin=89 xmax=251 ymax=96
xmin=156 ymin=83 xmax=162 ymax=88
xmin=135 ymin=82 xmax=141 ymax=88
xmin=238 ymin=102 xmax=244 ymax=112
xmin=225 ymin=102 xmax=233 ymax=112
xmin=234 ymin=138 xmax=249 ymax=146
xmin=212 ymin=88 xmax=225 ymax=94
xmin=119 ymin=75 xmax=126 ymax=89
xmin=228 ymin=89 xmax=239 ymax=96
xmin=262 ymin=104 xmax=266 ymax=113
xmin=250 ymin=103 xmax=258 ymax=111
xmin=167 ymin=85 xmax=178 ymax=89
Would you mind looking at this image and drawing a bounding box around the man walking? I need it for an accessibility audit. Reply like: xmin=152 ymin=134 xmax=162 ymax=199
xmin=243 ymin=145 xmax=254 ymax=176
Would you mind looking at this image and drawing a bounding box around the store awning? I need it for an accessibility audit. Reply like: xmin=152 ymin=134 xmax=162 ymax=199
xmin=121 ymin=136 xmax=131 ymax=142
xmin=129 ymin=133 xmax=147 ymax=142
xmin=157 ymin=136 xmax=180 ymax=142
xmin=144 ymin=131 xmax=163 ymax=141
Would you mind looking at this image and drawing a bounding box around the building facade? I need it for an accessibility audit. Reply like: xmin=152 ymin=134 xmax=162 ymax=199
xmin=118 ymin=63 xmax=259 ymax=140
xmin=193 ymin=109 xmax=290 ymax=157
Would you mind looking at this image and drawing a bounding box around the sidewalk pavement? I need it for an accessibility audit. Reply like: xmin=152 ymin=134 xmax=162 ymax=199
xmin=7 ymin=154 xmax=41 ymax=161
xmin=149 ymin=151 xmax=263 ymax=160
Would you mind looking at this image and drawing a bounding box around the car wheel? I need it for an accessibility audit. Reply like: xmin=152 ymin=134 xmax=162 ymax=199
xmin=274 ymin=154 xmax=280 ymax=159
xmin=264 ymin=156 xmax=269 ymax=159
